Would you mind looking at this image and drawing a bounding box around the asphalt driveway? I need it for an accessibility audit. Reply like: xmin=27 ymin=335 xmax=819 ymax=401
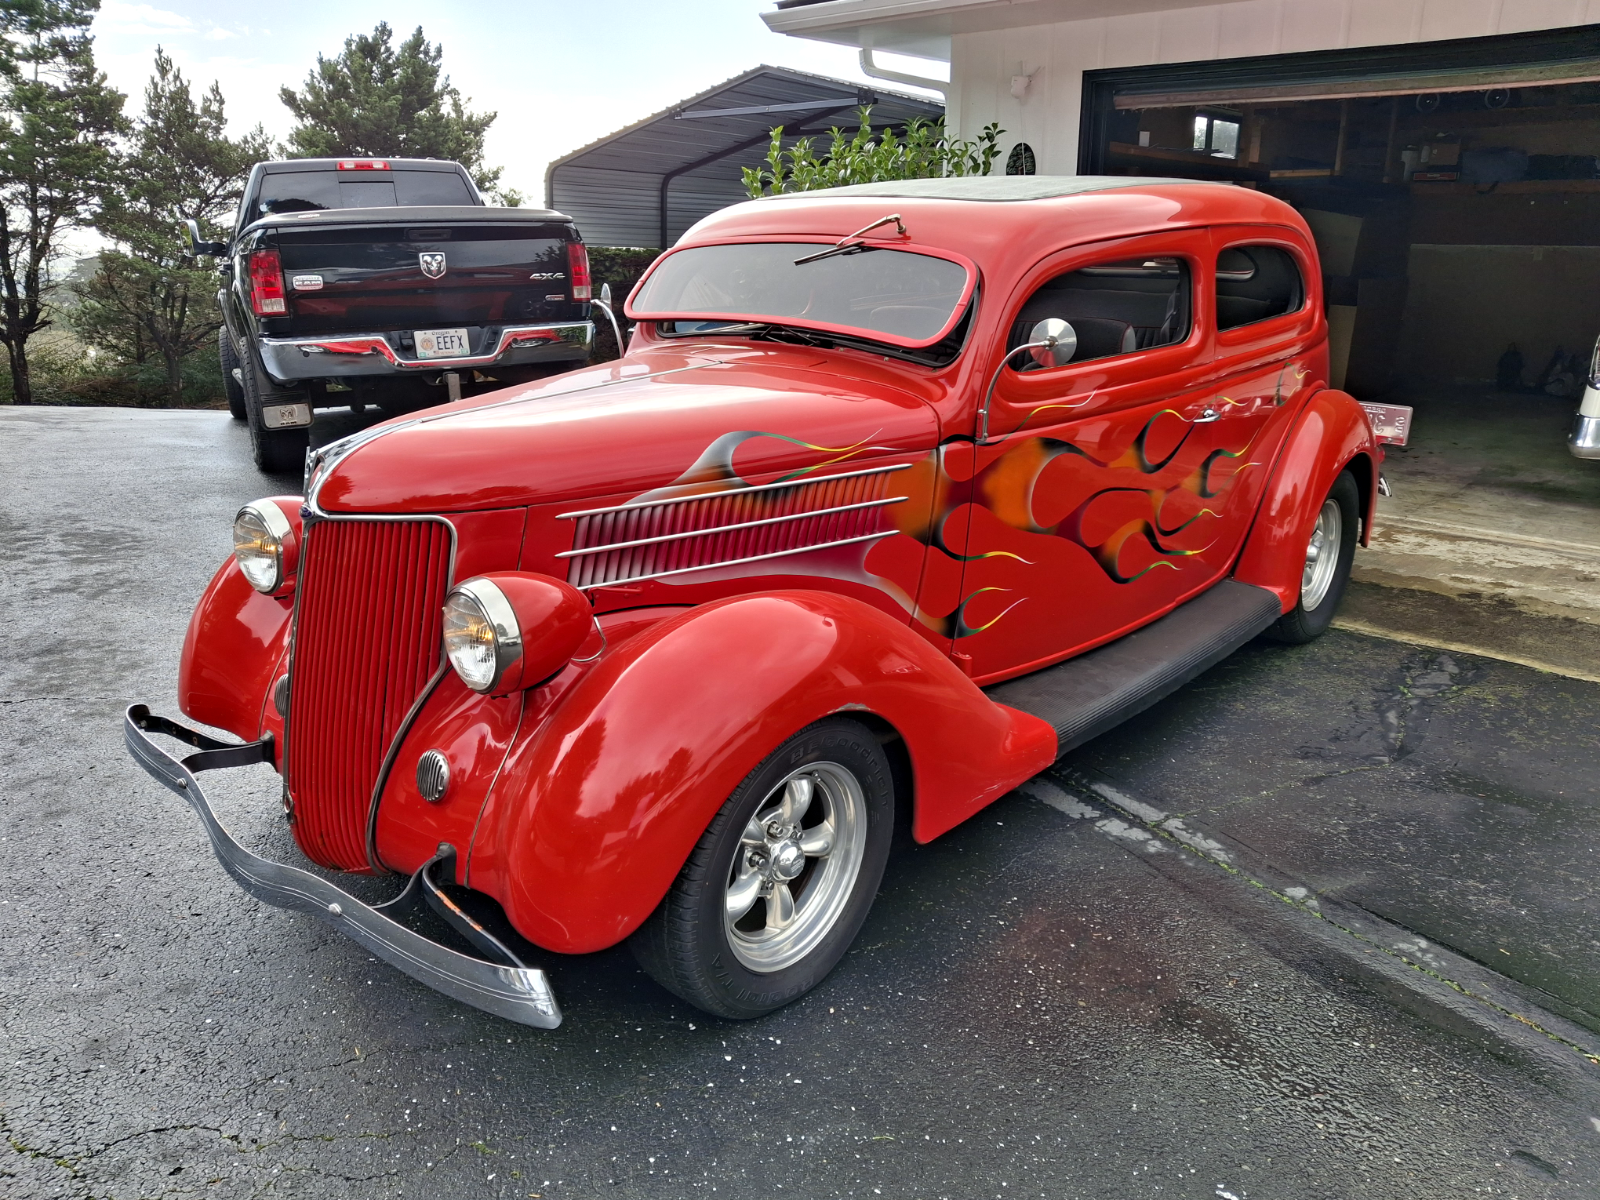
xmin=3 ymin=406 xmax=1599 ymax=1200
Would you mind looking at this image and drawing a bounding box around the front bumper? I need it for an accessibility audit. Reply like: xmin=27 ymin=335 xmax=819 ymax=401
xmin=1570 ymin=414 xmax=1600 ymax=460
xmin=124 ymin=705 xmax=561 ymax=1028
xmin=257 ymin=321 xmax=593 ymax=383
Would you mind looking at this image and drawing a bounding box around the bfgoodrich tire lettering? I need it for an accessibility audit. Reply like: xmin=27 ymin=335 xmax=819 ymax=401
xmin=629 ymin=718 xmax=895 ymax=1019
xmin=1263 ymin=468 xmax=1359 ymax=645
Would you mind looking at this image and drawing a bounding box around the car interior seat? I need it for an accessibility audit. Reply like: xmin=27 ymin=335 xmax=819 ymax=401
xmin=1008 ymin=257 xmax=1190 ymax=368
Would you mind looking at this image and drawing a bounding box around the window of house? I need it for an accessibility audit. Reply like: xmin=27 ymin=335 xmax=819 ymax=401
xmin=1215 ymin=245 xmax=1305 ymax=332
xmin=1007 ymin=256 xmax=1191 ymax=370
xmin=1192 ymin=112 xmax=1241 ymax=159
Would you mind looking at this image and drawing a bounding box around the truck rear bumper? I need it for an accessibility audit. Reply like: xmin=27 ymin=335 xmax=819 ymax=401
xmin=123 ymin=704 xmax=562 ymax=1029
xmin=258 ymin=321 xmax=593 ymax=382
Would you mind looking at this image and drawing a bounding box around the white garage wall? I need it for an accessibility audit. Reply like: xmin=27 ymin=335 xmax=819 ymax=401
xmin=950 ymin=0 xmax=1600 ymax=172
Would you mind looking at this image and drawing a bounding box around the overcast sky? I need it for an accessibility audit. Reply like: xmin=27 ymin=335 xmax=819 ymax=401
xmin=90 ymin=0 xmax=946 ymax=205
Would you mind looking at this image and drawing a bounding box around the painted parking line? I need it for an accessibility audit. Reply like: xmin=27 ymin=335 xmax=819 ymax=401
xmin=1016 ymin=766 xmax=1600 ymax=1072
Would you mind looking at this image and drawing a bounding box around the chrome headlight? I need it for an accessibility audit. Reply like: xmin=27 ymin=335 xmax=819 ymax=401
xmin=442 ymin=579 xmax=523 ymax=694
xmin=233 ymin=501 xmax=296 ymax=594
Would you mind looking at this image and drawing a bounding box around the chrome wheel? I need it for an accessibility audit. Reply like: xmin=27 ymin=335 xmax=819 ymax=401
xmin=723 ymin=761 xmax=867 ymax=973
xmin=1301 ymin=497 xmax=1342 ymax=611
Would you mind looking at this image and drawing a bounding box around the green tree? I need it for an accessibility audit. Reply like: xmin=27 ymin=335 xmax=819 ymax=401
xmin=74 ymin=48 xmax=268 ymax=404
xmin=0 ymin=0 xmax=125 ymax=405
xmin=742 ymin=108 xmax=1003 ymax=198
xmin=279 ymin=22 xmax=501 ymax=192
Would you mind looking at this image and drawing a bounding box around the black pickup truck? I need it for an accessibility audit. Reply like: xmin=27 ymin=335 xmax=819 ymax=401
xmin=192 ymin=157 xmax=594 ymax=473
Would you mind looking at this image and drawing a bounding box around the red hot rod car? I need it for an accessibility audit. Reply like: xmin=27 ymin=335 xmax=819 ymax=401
xmin=128 ymin=176 xmax=1380 ymax=1027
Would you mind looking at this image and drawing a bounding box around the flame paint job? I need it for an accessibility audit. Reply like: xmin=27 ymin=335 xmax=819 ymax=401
xmin=175 ymin=181 xmax=1378 ymax=959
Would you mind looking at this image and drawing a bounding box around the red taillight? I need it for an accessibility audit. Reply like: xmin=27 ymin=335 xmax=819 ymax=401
xmin=336 ymin=159 xmax=389 ymax=170
xmin=249 ymin=249 xmax=287 ymax=316
xmin=567 ymin=242 xmax=591 ymax=301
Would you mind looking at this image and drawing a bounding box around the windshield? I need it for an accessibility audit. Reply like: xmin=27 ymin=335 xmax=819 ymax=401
xmin=629 ymin=242 xmax=972 ymax=348
xmin=249 ymin=170 xmax=476 ymax=223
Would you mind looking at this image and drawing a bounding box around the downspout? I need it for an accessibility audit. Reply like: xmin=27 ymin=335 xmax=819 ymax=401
xmin=858 ymin=48 xmax=949 ymax=100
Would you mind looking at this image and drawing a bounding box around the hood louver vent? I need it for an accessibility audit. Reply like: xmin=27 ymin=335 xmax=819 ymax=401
xmin=557 ymin=463 xmax=910 ymax=590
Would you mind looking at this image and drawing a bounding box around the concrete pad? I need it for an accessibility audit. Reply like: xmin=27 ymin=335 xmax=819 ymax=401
xmin=1353 ymin=386 xmax=1600 ymax=624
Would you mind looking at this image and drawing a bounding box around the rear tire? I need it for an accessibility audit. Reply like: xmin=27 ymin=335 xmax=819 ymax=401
xmin=218 ymin=326 xmax=246 ymax=421
xmin=1263 ymin=469 xmax=1359 ymax=645
xmin=630 ymin=718 xmax=895 ymax=1019
xmin=240 ymin=345 xmax=310 ymax=476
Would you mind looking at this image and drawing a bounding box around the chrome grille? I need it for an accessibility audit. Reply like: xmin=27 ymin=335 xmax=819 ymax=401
xmin=557 ymin=463 xmax=910 ymax=590
xmin=285 ymin=518 xmax=452 ymax=871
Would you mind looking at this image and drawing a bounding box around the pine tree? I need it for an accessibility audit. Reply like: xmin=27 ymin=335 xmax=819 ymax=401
xmin=0 ymin=0 xmax=125 ymax=405
xmin=74 ymin=48 xmax=268 ymax=404
xmin=279 ymin=23 xmax=501 ymax=192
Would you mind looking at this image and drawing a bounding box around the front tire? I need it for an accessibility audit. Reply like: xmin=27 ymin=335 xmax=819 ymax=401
xmin=1263 ymin=469 xmax=1359 ymax=644
xmin=630 ymin=718 xmax=895 ymax=1019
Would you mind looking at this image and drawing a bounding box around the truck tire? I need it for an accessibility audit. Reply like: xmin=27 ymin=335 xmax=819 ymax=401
xmin=218 ymin=326 xmax=246 ymax=421
xmin=240 ymin=345 xmax=311 ymax=477
xmin=1263 ymin=469 xmax=1359 ymax=645
xmin=629 ymin=717 xmax=895 ymax=1019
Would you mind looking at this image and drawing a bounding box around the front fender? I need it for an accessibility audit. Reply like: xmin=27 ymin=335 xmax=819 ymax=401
xmin=1233 ymin=387 xmax=1377 ymax=611
xmin=467 ymin=591 xmax=1055 ymax=954
xmin=178 ymin=556 xmax=292 ymax=744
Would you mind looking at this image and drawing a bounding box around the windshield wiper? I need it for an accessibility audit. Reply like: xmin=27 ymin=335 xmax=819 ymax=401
xmin=793 ymin=213 xmax=907 ymax=266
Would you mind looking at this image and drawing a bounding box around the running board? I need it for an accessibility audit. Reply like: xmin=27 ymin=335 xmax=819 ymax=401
xmin=985 ymin=579 xmax=1283 ymax=758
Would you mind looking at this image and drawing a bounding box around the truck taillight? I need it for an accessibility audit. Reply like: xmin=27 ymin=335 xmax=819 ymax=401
xmin=567 ymin=242 xmax=591 ymax=301
xmin=336 ymin=159 xmax=389 ymax=170
xmin=249 ymin=249 xmax=287 ymax=316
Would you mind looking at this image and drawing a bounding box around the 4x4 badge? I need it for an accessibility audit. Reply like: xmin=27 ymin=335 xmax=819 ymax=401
xmin=419 ymin=252 xmax=446 ymax=279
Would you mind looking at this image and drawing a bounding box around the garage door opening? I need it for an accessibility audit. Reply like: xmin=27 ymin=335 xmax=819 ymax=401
xmin=1082 ymin=28 xmax=1600 ymax=623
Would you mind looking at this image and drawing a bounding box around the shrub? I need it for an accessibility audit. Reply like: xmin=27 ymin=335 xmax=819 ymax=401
xmin=741 ymin=107 xmax=1003 ymax=198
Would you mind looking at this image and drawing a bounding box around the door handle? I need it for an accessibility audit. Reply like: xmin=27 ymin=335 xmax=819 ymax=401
xmin=1193 ymin=407 xmax=1221 ymax=423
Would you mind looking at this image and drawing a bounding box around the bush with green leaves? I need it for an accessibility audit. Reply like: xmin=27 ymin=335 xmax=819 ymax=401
xmin=741 ymin=108 xmax=1003 ymax=198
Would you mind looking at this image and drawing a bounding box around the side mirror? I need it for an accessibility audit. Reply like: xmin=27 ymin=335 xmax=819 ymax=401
xmin=1028 ymin=318 xmax=1077 ymax=368
xmin=185 ymin=218 xmax=227 ymax=257
xmin=600 ymin=282 xmax=613 ymax=307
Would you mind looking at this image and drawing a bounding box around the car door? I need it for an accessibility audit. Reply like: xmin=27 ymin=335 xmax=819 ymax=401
xmin=942 ymin=225 xmax=1312 ymax=683
xmin=941 ymin=229 xmax=1212 ymax=682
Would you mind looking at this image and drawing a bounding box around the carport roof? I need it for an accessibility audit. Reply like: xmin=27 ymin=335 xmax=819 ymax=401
xmin=544 ymin=64 xmax=944 ymax=249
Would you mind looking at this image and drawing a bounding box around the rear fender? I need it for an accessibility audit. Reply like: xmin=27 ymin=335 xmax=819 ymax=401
xmin=467 ymin=591 xmax=1055 ymax=954
xmin=1233 ymin=388 xmax=1377 ymax=611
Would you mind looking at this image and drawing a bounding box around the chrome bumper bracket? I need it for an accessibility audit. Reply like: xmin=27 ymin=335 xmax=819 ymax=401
xmin=123 ymin=705 xmax=562 ymax=1029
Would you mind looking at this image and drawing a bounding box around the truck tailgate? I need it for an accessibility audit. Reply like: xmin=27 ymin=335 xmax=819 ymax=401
xmin=268 ymin=216 xmax=579 ymax=335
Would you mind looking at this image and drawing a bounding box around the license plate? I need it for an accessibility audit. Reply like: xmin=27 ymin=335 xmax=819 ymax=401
xmin=1361 ymin=402 xmax=1412 ymax=446
xmin=414 ymin=327 xmax=471 ymax=359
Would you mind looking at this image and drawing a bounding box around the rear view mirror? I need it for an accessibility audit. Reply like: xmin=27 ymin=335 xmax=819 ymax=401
xmin=600 ymin=282 xmax=613 ymax=307
xmin=1029 ymin=318 xmax=1077 ymax=367
xmin=185 ymin=218 xmax=227 ymax=258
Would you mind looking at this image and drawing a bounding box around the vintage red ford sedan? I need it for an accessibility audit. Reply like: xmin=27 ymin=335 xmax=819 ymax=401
xmin=128 ymin=176 xmax=1379 ymax=1027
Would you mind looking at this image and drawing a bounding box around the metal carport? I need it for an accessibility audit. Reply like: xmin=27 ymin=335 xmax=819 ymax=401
xmin=544 ymin=65 xmax=944 ymax=249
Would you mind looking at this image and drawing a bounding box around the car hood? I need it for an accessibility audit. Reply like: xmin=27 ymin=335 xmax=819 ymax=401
xmin=313 ymin=347 xmax=944 ymax=514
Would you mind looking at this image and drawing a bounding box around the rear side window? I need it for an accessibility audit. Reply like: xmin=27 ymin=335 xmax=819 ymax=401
xmin=249 ymin=169 xmax=476 ymax=222
xmin=1007 ymin=256 xmax=1191 ymax=369
xmin=1215 ymin=245 xmax=1305 ymax=331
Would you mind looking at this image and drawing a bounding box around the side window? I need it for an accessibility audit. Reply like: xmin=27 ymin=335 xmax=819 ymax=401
xmin=1215 ymin=244 xmax=1305 ymax=332
xmin=1008 ymin=256 xmax=1191 ymax=370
